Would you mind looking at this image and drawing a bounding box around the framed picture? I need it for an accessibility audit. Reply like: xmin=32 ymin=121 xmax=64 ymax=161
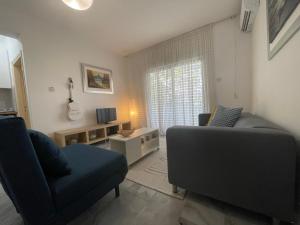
xmin=267 ymin=0 xmax=300 ymax=59
xmin=81 ymin=63 xmax=114 ymax=94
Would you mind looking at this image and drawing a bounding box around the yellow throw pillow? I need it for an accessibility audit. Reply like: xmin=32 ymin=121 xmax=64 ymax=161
xmin=207 ymin=107 xmax=217 ymax=126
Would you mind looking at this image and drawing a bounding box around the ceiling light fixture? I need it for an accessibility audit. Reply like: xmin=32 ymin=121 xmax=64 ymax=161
xmin=62 ymin=0 xmax=94 ymax=11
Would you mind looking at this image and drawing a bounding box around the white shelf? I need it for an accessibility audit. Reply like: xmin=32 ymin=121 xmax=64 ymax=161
xmin=55 ymin=121 xmax=131 ymax=147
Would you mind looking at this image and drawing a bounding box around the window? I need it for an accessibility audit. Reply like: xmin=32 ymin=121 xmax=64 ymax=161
xmin=146 ymin=60 xmax=205 ymax=134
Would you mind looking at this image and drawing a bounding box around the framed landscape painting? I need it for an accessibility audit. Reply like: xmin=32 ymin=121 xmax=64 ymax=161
xmin=81 ymin=63 xmax=114 ymax=94
xmin=267 ymin=0 xmax=300 ymax=59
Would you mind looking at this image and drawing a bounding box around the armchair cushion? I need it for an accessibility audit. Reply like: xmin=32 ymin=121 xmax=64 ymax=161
xmin=48 ymin=144 xmax=128 ymax=209
xmin=28 ymin=129 xmax=71 ymax=177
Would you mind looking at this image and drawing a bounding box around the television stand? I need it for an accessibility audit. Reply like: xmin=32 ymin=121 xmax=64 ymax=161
xmin=106 ymin=125 xmax=119 ymax=136
xmin=55 ymin=121 xmax=131 ymax=147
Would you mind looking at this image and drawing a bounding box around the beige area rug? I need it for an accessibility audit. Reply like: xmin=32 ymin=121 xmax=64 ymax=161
xmin=126 ymin=138 xmax=186 ymax=200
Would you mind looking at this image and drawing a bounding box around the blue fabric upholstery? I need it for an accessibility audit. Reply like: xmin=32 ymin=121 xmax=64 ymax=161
xmin=0 ymin=117 xmax=128 ymax=225
xmin=61 ymin=173 xmax=125 ymax=223
xmin=28 ymin=129 xmax=71 ymax=177
xmin=48 ymin=144 xmax=128 ymax=209
xmin=0 ymin=117 xmax=56 ymax=225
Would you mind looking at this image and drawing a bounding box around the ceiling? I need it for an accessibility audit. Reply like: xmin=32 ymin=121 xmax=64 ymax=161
xmin=0 ymin=0 xmax=241 ymax=56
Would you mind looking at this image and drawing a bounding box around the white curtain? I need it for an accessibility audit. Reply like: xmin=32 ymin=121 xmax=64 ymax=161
xmin=126 ymin=25 xmax=215 ymax=134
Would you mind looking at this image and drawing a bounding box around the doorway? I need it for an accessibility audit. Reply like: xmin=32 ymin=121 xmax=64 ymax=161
xmin=12 ymin=54 xmax=31 ymax=128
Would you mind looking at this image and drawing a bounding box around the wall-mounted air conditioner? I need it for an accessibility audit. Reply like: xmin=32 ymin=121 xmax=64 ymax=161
xmin=240 ymin=0 xmax=260 ymax=32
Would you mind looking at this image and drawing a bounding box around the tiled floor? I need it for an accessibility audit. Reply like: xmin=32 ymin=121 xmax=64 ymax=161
xmin=69 ymin=180 xmax=184 ymax=225
xmin=0 ymin=179 xmax=184 ymax=225
xmin=181 ymin=193 xmax=270 ymax=225
xmin=0 ymin=179 xmax=299 ymax=225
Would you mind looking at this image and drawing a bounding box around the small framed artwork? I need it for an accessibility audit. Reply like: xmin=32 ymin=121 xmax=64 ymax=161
xmin=267 ymin=0 xmax=300 ymax=59
xmin=81 ymin=63 xmax=114 ymax=94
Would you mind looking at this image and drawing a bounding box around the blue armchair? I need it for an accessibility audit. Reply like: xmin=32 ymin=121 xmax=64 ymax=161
xmin=0 ymin=117 xmax=128 ymax=225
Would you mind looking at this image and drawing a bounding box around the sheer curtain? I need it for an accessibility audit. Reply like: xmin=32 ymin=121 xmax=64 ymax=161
xmin=146 ymin=60 xmax=205 ymax=134
xmin=126 ymin=25 xmax=215 ymax=134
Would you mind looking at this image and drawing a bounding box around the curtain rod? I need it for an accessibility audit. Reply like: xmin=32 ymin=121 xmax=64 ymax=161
xmin=126 ymin=14 xmax=239 ymax=57
xmin=165 ymin=14 xmax=239 ymax=41
xmin=212 ymin=14 xmax=239 ymax=26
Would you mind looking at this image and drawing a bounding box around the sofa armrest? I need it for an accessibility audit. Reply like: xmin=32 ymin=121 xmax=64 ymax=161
xmin=166 ymin=126 xmax=296 ymax=221
xmin=198 ymin=113 xmax=211 ymax=126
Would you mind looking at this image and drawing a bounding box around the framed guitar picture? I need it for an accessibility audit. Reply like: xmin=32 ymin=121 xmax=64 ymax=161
xmin=81 ymin=63 xmax=114 ymax=94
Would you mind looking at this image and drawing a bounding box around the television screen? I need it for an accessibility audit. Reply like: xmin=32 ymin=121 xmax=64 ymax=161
xmin=96 ymin=108 xmax=117 ymax=124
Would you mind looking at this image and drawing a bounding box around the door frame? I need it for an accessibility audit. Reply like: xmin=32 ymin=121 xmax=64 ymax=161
xmin=11 ymin=52 xmax=32 ymax=128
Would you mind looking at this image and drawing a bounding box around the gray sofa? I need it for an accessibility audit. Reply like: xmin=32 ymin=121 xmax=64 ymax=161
xmin=166 ymin=113 xmax=296 ymax=224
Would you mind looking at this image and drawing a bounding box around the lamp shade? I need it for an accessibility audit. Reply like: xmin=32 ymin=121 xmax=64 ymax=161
xmin=62 ymin=0 xmax=94 ymax=10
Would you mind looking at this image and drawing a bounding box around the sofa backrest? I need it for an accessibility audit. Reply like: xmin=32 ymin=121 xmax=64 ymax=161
xmin=234 ymin=113 xmax=284 ymax=131
xmin=0 ymin=117 xmax=56 ymax=225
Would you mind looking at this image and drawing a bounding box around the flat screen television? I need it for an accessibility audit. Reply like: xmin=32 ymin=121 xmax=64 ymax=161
xmin=96 ymin=108 xmax=117 ymax=124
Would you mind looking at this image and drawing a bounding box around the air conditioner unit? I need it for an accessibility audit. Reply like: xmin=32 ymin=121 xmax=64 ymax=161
xmin=240 ymin=0 xmax=260 ymax=32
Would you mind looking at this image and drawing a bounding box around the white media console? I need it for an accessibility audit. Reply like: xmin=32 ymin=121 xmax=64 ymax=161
xmin=109 ymin=128 xmax=159 ymax=165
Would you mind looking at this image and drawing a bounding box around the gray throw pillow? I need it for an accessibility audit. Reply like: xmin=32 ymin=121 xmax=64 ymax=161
xmin=209 ymin=105 xmax=243 ymax=127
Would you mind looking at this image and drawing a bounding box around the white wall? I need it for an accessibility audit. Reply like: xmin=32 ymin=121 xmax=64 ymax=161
xmin=252 ymin=0 xmax=300 ymax=138
xmin=0 ymin=4 xmax=252 ymax=136
xmin=0 ymin=5 xmax=129 ymax=136
xmin=213 ymin=16 xmax=252 ymax=111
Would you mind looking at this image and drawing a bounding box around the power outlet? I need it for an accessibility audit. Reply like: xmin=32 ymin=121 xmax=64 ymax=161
xmin=48 ymin=87 xmax=55 ymax=92
xmin=234 ymin=92 xmax=239 ymax=99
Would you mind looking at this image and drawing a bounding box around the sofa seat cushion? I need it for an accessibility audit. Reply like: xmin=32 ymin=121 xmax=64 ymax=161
xmin=48 ymin=144 xmax=128 ymax=209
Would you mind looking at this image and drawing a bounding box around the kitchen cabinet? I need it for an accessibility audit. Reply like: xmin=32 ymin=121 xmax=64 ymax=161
xmin=0 ymin=47 xmax=12 ymax=88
